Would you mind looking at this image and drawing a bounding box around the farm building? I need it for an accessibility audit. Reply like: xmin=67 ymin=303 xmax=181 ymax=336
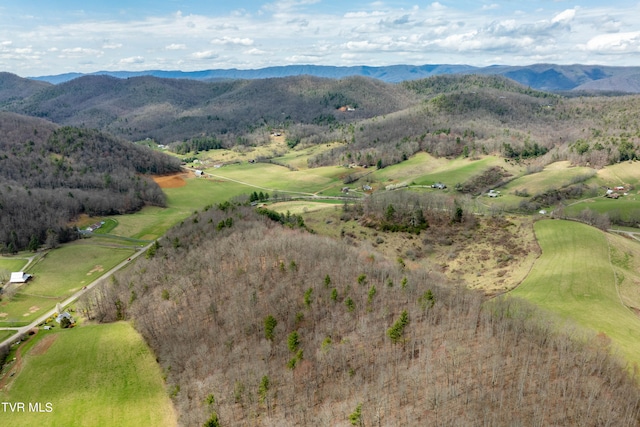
xmin=55 ymin=312 xmax=73 ymax=324
xmin=9 ymin=272 xmax=32 ymax=283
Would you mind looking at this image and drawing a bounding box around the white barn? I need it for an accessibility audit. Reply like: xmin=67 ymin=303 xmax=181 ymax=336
xmin=9 ymin=272 xmax=32 ymax=283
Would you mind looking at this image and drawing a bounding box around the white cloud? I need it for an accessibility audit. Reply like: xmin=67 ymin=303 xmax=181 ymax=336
xmin=585 ymin=31 xmax=640 ymax=53
xmin=285 ymin=53 xmax=324 ymax=63
xmin=59 ymin=47 xmax=103 ymax=58
xmin=166 ymin=43 xmax=187 ymax=50
xmin=210 ymin=36 xmax=254 ymax=46
xmin=245 ymin=48 xmax=267 ymax=55
xmin=191 ymin=50 xmax=218 ymax=60
xmin=262 ymin=0 xmax=321 ymax=13
xmin=119 ymin=56 xmax=144 ymax=64
xmin=2 ymin=1 xmax=640 ymax=75
xmin=552 ymin=8 xmax=576 ymax=25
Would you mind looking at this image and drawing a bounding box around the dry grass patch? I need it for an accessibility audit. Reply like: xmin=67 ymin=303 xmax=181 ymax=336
xmin=304 ymin=208 xmax=539 ymax=294
xmin=152 ymin=172 xmax=189 ymax=189
xmin=30 ymin=333 xmax=58 ymax=356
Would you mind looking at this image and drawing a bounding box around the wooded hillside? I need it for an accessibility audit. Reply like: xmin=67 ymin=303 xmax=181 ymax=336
xmin=2 ymin=73 xmax=640 ymax=171
xmin=0 ymin=112 xmax=181 ymax=252
xmin=1 ymin=74 xmax=416 ymax=145
xmin=83 ymin=206 xmax=640 ymax=426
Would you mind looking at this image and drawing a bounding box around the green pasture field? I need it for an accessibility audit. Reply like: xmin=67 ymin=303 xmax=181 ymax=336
xmin=273 ymin=141 xmax=345 ymax=170
xmin=195 ymin=135 xmax=288 ymax=165
xmin=607 ymin=232 xmax=640 ymax=310
xmin=108 ymin=179 xmax=250 ymax=240
xmin=478 ymin=162 xmax=596 ymax=210
xmin=269 ymin=200 xmax=344 ymax=215
xmin=0 ymin=244 xmax=135 ymax=325
xmin=501 ymin=162 xmax=595 ymax=196
xmin=410 ymin=155 xmax=512 ymax=187
xmin=205 ymin=162 xmax=347 ymax=195
xmin=0 ymin=257 xmax=29 ymax=280
xmin=372 ymin=152 xmax=446 ymax=185
xmin=0 ymin=322 xmax=177 ymax=427
xmin=594 ymin=161 xmax=640 ymax=188
xmin=511 ymin=220 xmax=640 ymax=367
xmin=91 ymin=218 xmax=118 ymax=234
xmin=565 ymin=197 xmax=640 ymax=221
xmin=0 ymin=293 xmax=58 ymax=327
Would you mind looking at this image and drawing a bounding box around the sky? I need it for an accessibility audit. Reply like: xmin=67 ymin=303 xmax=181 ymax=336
xmin=1 ymin=0 xmax=640 ymax=77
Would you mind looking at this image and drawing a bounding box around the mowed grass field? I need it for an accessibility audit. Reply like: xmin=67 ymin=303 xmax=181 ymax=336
xmin=496 ymin=162 xmax=595 ymax=207
xmin=204 ymin=162 xmax=348 ymax=195
xmin=0 ymin=322 xmax=176 ymax=427
xmin=511 ymin=220 xmax=640 ymax=367
xmin=108 ymin=178 xmax=250 ymax=240
xmin=0 ymin=257 xmax=29 ymax=284
xmin=0 ymin=244 xmax=135 ymax=326
xmin=593 ymin=161 xmax=640 ymax=188
xmin=565 ymin=197 xmax=640 ymax=222
xmin=410 ymin=155 xmax=514 ymax=187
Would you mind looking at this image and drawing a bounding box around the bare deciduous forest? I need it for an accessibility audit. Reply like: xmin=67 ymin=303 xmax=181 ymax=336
xmin=82 ymin=206 xmax=640 ymax=426
xmin=2 ymin=71 xmax=640 ymax=425
xmin=0 ymin=112 xmax=181 ymax=252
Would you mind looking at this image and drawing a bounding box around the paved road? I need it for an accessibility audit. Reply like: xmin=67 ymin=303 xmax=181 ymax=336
xmin=0 ymin=241 xmax=153 ymax=349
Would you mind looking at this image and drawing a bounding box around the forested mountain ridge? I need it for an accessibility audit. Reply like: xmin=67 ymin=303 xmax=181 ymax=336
xmin=82 ymin=205 xmax=640 ymax=426
xmin=2 ymin=72 xmax=639 ymax=171
xmin=0 ymin=112 xmax=181 ymax=252
xmin=0 ymin=72 xmax=51 ymax=106
xmin=1 ymin=74 xmax=417 ymax=144
xmin=27 ymin=63 xmax=640 ymax=93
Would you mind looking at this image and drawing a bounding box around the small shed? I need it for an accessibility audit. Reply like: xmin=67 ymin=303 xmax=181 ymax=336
xmin=10 ymin=272 xmax=32 ymax=283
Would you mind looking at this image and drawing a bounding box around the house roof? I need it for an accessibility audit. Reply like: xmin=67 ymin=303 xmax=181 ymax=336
xmin=55 ymin=312 xmax=72 ymax=323
xmin=9 ymin=272 xmax=31 ymax=283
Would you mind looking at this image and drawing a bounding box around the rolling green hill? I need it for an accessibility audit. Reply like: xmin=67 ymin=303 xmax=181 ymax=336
xmin=512 ymin=220 xmax=640 ymax=367
xmin=0 ymin=322 xmax=176 ymax=427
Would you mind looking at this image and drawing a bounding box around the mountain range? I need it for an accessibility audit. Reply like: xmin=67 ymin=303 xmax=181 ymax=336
xmin=28 ymin=63 xmax=640 ymax=93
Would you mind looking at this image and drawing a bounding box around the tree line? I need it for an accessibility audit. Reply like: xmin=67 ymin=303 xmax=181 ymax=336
xmin=0 ymin=113 xmax=181 ymax=252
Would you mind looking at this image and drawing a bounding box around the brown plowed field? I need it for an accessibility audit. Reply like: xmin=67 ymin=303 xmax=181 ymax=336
xmin=152 ymin=172 xmax=190 ymax=189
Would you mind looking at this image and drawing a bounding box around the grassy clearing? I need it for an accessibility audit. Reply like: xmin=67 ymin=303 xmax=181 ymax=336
xmin=0 ymin=257 xmax=29 ymax=280
xmin=91 ymin=218 xmax=118 ymax=234
xmin=194 ymin=134 xmax=289 ymax=165
xmin=411 ymin=156 xmax=511 ymax=187
xmin=372 ymin=152 xmax=445 ymax=183
xmin=205 ymin=162 xmax=346 ymax=195
xmin=109 ymin=178 xmax=249 ymax=240
xmin=0 ymin=244 xmax=134 ymax=325
xmin=27 ymin=245 xmax=134 ymax=294
xmin=565 ymin=197 xmax=640 ymax=221
xmin=273 ymin=141 xmax=345 ymax=170
xmin=594 ymin=161 xmax=640 ymax=187
xmin=511 ymin=220 xmax=640 ymax=367
xmin=0 ymin=322 xmax=176 ymax=427
xmin=502 ymin=162 xmax=594 ymax=196
xmin=269 ymin=200 xmax=343 ymax=215
xmin=606 ymin=232 xmax=640 ymax=311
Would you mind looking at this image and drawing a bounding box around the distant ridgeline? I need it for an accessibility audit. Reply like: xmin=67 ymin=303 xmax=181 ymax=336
xmin=0 ymin=112 xmax=181 ymax=253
